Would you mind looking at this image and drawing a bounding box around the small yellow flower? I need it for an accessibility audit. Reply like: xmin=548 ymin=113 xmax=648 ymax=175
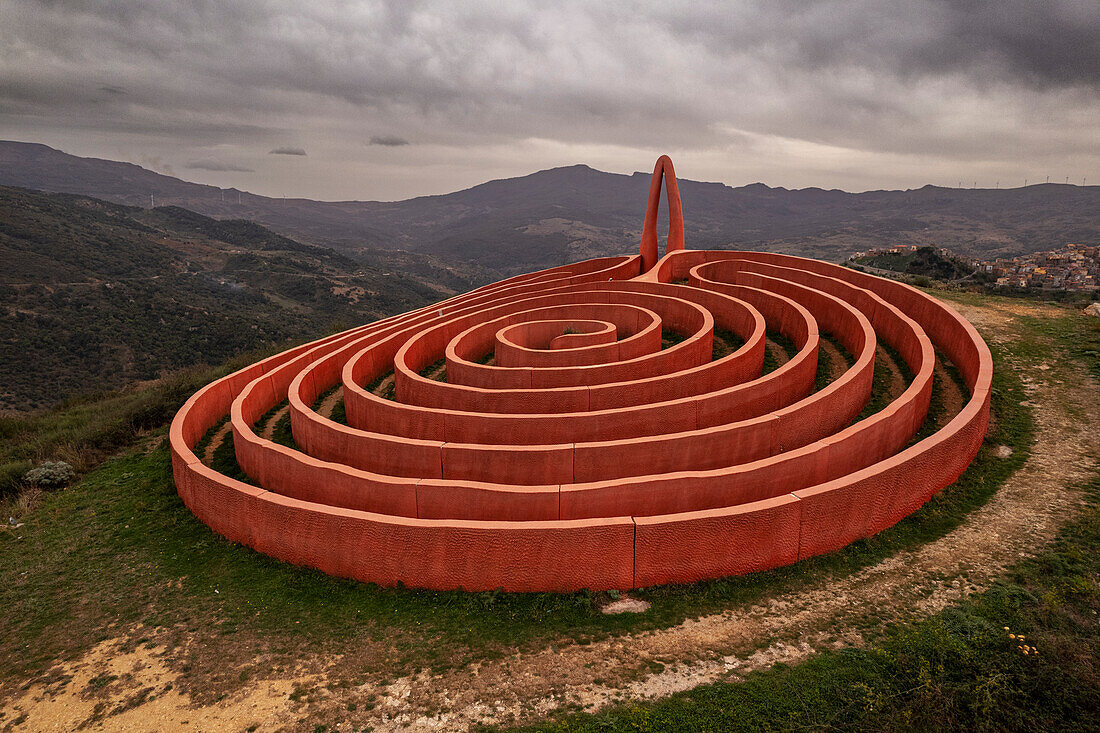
xmin=1009 ymin=634 xmax=1016 ymax=639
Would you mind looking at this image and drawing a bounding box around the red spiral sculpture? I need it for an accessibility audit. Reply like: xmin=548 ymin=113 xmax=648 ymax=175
xmin=170 ymin=157 xmax=992 ymax=591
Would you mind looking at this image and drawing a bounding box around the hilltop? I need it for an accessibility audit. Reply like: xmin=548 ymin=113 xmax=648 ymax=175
xmin=851 ymin=246 xmax=982 ymax=282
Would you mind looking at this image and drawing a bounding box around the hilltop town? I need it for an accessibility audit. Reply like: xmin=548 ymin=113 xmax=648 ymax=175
xmin=851 ymin=242 xmax=1099 ymax=293
xmin=980 ymin=242 xmax=1099 ymax=291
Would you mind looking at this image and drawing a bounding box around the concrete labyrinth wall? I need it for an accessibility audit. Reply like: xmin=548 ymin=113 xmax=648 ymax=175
xmin=170 ymin=156 xmax=992 ymax=592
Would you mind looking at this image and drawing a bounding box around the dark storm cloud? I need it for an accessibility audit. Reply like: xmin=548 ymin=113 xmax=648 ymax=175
xmin=369 ymin=135 xmax=410 ymax=147
xmin=898 ymin=1 xmax=1100 ymax=88
xmin=0 ymin=1 xmax=1095 ymax=198
xmin=660 ymin=1 xmax=1099 ymax=86
xmin=269 ymin=147 xmax=307 ymax=156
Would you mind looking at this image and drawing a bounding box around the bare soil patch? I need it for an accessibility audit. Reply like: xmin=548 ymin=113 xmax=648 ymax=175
xmin=764 ymin=338 xmax=790 ymax=368
xmin=0 ymin=634 xmax=310 ymax=732
xmin=817 ymin=338 xmax=849 ymax=384
xmin=315 ymin=385 xmax=344 ymax=420
xmin=259 ymin=403 xmax=290 ymax=441
xmin=876 ymin=344 xmax=906 ymax=400
xmin=200 ymin=421 xmax=231 ymax=466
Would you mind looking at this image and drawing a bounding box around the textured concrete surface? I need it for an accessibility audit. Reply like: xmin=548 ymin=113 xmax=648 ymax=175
xmin=170 ymin=158 xmax=991 ymax=591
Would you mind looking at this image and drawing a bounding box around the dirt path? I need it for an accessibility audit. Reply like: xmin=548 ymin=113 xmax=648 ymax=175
xmin=427 ymin=362 xmax=447 ymax=382
xmin=259 ymin=404 xmax=290 ymax=441
xmin=4 ymin=299 xmax=1097 ymax=732
xmin=817 ymin=338 xmax=849 ymax=384
xmin=765 ymin=338 xmax=791 ymax=368
xmin=933 ymin=359 xmax=966 ymax=428
xmin=876 ymin=344 xmax=907 ymax=398
xmin=200 ymin=387 xmax=340 ymax=463
xmin=315 ymin=385 xmax=344 ymax=420
xmin=372 ymin=372 xmax=396 ymax=399
xmin=200 ymin=421 xmax=231 ymax=466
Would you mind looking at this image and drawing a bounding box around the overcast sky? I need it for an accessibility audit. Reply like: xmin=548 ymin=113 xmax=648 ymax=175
xmin=1 ymin=1 xmax=1097 ymax=200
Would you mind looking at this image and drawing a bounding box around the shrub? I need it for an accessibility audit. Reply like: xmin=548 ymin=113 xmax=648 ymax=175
xmin=23 ymin=461 xmax=76 ymax=489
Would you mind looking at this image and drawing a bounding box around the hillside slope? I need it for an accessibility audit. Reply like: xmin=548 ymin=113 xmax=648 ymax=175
xmin=2 ymin=141 xmax=1097 ymax=275
xmin=0 ymin=185 xmax=481 ymax=410
xmin=852 ymin=246 xmax=981 ymax=281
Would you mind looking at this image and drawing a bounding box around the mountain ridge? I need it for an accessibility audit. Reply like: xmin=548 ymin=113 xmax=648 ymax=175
xmin=2 ymin=140 xmax=1097 ymax=275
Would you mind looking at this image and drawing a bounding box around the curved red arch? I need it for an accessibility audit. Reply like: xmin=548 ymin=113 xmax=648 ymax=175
xmin=640 ymin=155 xmax=685 ymax=272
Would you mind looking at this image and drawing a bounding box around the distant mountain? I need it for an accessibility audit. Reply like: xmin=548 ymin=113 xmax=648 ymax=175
xmin=2 ymin=140 xmax=1098 ymax=276
xmin=0 ymin=185 xmax=483 ymax=410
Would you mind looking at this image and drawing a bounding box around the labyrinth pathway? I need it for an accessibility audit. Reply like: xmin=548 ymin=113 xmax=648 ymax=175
xmin=170 ymin=156 xmax=991 ymax=591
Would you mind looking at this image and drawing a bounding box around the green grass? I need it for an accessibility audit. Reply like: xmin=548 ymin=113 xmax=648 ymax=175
xmin=270 ymin=411 xmax=298 ymax=449
xmin=191 ymin=414 xmax=226 ymax=461
xmin=1018 ymin=310 xmax=1100 ymax=382
xmin=905 ymin=350 xmax=969 ymax=446
xmin=930 ymin=287 xmax=1100 ymax=383
xmin=0 ymin=346 xmax=290 ymax=498
xmin=209 ymin=430 xmax=255 ymax=486
xmin=308 ymin=383 xmax=348 ymax=425
xmin=508 ymin=470 xmax=1100 ymax=732
xmin=256 ymin=399 xmax=288 ymax=435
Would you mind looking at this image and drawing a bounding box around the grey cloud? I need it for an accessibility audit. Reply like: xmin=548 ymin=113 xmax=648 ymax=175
xmin=185 ymin=157 xmax=253 ymax=172
xmin=661 ymin=1 xmax=1099 ymax=89
xmin=900 ymin=1 xmax=1100 ymax=88
xmin=369 ymin=135 xmax=410 ymax=147
xmin=0 ymin=1 xmax=1095 ymax=199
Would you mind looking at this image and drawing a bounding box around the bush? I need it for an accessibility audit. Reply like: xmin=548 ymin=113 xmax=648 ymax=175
xmin=23 ymin=461 xmax=76 ymax=489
